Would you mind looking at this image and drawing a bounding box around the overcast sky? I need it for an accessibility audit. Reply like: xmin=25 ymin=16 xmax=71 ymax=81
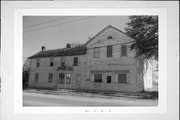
xmin=23 ymin=16 xmax=130 ymax=58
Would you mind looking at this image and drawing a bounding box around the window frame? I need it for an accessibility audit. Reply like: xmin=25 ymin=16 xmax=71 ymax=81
xmin=107 ymin=76 xmax=111 ymax=83
xmin=48 ymin=73 xmax=53 ymax=83
xmin=50 ymin=58 xmax=54 ymax=67
xmin=35 ymin=73 xmax=39 ymax=82
xmin=94 ymin=74 xmax=102 ymax=83
xmin=121 ymin=45 xmax=127 ymax=57
xmin=118 ymin=73 xmax=128 ymax=83
xmin=66 ymin=73 xmax=71 ymax=84
xmin=61 ymin=58 xmax=66 ymax=67
xmin=36 ymin=59 xmax=40 ymax=67
xmin=107 ymin=36 xmax=113 ymax=39
xmin=93 ymin=47 xmax=100 ymax=58
xmin=73 ymin=57 xmax=78 ymax=66
xmin=59 ymin=73 xmax=65 ymax=84
xmin=107 ymin=45 xmax=113 ymax=57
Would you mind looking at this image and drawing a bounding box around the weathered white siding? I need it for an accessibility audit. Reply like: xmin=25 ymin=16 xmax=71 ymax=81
xmin=28 ymin=26 xmax=151 ymax=92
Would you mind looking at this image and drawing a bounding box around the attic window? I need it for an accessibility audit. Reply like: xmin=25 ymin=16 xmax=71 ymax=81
xmin=107 ymin=36 xmax=113 ymax=39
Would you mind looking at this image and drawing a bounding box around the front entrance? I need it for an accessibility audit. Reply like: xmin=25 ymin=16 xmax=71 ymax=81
xmin=58 ymin=73 xmax=71 ymax=89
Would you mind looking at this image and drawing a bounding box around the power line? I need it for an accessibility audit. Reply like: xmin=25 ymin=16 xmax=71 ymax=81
xmin=24 ymin=16 xmax=96 ymax=33
xmin=23 ymin=22 xmax=107 ymax=40
xmin=24 ymin=16 xmax=70 ymax=29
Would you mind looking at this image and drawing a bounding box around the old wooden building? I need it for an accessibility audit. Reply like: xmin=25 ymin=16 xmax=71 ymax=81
xmin=28 ymin=25 xmax=153 ymax=92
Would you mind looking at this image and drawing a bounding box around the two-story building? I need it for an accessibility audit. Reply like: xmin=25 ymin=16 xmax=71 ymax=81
xmin=28 ymin=25 xmax=153 ymax=92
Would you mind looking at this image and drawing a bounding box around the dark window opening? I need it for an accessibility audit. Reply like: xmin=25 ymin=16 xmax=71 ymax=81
xmin=118 ymin=74 xmax=127 ymax=83
xmin=107 ymin=76 xmax=111 ymax=83
xmin=121 ymin=45 xmax=127 ymax=56
xmin=107 ymin=45 xmax=113 ymax=57
xmin=73 ymin=57 xmax=78 ymax=66
xmin=107 ymin=36 xmax=113 ymax=39
xmin=50 ymin=58 xmax=54 ymax=67
xmin=94 ymin=74 xmax=102 ymax=83
xmin=48 ymin=73 xmax=53 ymax=83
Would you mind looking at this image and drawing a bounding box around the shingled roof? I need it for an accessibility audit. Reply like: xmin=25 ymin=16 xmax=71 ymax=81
xmin=29 ymin=46 xmax=87 ymax=59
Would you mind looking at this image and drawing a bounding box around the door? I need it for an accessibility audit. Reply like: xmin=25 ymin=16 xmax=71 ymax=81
xmin=58 ymin=73 xmax=65 ymax=88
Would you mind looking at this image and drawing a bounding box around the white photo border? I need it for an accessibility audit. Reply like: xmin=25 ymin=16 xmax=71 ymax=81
xmin=14 ymin=8 xmax=167 ymax=114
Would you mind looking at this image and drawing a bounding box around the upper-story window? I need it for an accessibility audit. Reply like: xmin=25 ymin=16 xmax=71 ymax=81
xmin=61 ymin=58 xmax=65 ymax=67
xmin=107 ymin=36 xmax=113 ymax=39
xmin=50 ymin=58 xmax=54 ymax=67
xmin=107 ymin=45 xmax=113 ymax=57
xmin=73 ymin=57 xmax=78 ymax=66
xmin=94 ymin=47 xmax=100 ymax=58
xmin=121 ymin=45 xmax=127 ymax=57
xmin=36 ymin=59 xmax=40 ymax=67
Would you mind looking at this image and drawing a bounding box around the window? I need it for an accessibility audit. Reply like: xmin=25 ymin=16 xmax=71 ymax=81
xmin=121 ymin=45 xmax=127 ymax=56
xmin=50 ymin=58 xmax=54 ymax=67
xmin=73 ymin=57 xmax=78 ymax=66
xmin=59 ymin=73 xmax=65 ymax=83
xmin=118 ymin=74 xmax=127 ymax=83
xmin=94 ymin=74 xmax=102 ymax=83
xmin=35 ymin=73 xmax=39 ymax=82
xmin=36 ymin=59 xmax=40 ymax=67
xmin=107 ymin=45 xmax=113 ymax=57
xmin=61 ymin=58 xmax=65 ymax=67
xmin=107 ymin=36 xmax=112 ymax=39
xmin=48 ymin=73 xmax=53 ymax=83
xmin=66 ymin=74 xmax=71 ymax=84
xmin=94 ymin=47 xmax=99 ymax=58
xmin=107 ymin=76 xmax=111 ymax=83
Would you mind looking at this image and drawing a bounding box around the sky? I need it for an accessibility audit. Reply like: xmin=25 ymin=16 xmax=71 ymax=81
xmin=23 ymin=16 xmax=130 ymax=58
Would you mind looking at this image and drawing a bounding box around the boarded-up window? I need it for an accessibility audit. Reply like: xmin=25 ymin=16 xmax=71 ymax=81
xmin=61 ymin=58 xmax=65 ymax=67
xmin=66 ymin=74 xmax=71 ymax=84
xmin=36 ymin=59 xmax=40 ymax=67
xmin=50 ymin=58 xmax=54 ymax=67
xmin=35 ymin=73 xmax=39 ymax=82
xmin=118 ymin=74 xmax=127 ymax=83
xmin=94 ymin=74 xmax=102 ymax=83
xmin=73 ymin=57 xmax=78 ymax=66
xmin=59 ymin=73 xmax=65 ymax=83
xmin=94 ymin=47 xmax=99 ymax=58
xmin=121 ymin=45 xmax=127 ymax=56
xmin=48 ymin=73 xmax=53 ymax=83
xmin=107 ymin=45 xmax=112 ymax=57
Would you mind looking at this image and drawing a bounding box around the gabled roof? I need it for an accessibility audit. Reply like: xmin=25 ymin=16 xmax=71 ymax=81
xmin=84 ymin=25 xmax=135 ymax=46
xmin=29 ymin=25 xmax=134 ymax=59
xmin=29 ymin=46 xmax=87 ymax=59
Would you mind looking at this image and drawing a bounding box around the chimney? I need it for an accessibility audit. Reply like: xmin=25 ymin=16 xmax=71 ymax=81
xmin=66 ymin=43 xmax=71 ymax=48
xmin=42 ymin=46 xmax=46 ymax=51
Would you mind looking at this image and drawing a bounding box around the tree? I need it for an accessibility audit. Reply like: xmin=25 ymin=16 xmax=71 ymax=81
xmin=23 ymin=58 xmax=30 ymax=89
xmin=125 ymin=16 xmax=158 ymax=60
